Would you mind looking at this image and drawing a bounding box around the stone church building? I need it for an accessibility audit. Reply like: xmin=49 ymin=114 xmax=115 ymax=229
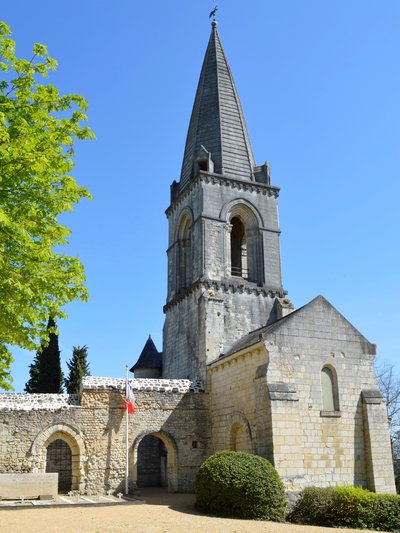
xmin=0 ymin=22 xmax=396 ymax=495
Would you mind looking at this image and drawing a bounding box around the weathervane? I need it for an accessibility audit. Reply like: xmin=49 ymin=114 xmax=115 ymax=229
xmin=209 ymin=1 xmax=218 ymax=21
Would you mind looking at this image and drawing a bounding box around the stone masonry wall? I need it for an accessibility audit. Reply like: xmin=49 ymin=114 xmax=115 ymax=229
xmin=207 ymin=296 xmax=396 ymax=493
xmin=0 ymin=378 xmax=209 ymax=494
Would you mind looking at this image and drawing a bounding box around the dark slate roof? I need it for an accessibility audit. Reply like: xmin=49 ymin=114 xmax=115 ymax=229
xmin=130 ymin=336 xmax=163 ymax=373
xmin=179 ymin=21 xmax=256 ymax=187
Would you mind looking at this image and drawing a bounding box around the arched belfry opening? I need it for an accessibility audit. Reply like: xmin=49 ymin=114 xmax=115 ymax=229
xmin=230 ymin=216 xmax=248 ymax=278
xmin=176 ymin=213 xmax=192 ymax=292
xmin=227 ymin=203 xmax=264 ymax=285
xmin=131 ymin=431 xmax=178 ymax=493
xmin=45 ymin=439 xmax=72 ymax=493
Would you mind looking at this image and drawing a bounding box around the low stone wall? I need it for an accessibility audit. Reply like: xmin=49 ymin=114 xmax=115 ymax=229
xmin=0 ymin=473 xmax=58 ymax=499
xmin=0 ymin=378 xmax=209 ymax=495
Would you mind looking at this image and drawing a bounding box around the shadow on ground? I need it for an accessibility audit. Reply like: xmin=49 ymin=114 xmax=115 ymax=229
xmin=137 ymin=487 xmax=200 ymax=516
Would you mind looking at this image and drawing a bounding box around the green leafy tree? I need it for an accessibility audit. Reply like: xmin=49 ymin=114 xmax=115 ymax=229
xmin=25 ymin=317 xmax=64 ymax=393
xmin=0 ymin=22 xmax=94 ymax=390
xmin=65 ymin=345 xmax=90 ymax=394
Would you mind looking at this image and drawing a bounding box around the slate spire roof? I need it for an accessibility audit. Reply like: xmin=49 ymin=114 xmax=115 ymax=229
xmin=179 ymin=21 xmax=256 ymax=187
xmin=129 ymin=335 xmax=162 ymax=373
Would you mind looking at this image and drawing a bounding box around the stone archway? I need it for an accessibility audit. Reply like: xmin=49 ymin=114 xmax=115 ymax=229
xmin=131 ymin=430 xmax=178 ymax=493
xmin=229 ymin=412 xmax=253 ymax=453
xmin=46 ymin=439 xmax=73 ymax=493
xmin=31 ymin=424 xmax=86 ymax=492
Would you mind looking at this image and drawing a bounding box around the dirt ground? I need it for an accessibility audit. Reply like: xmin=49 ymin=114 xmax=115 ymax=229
xmin=1 ymin=488 xmax=376 ymax=533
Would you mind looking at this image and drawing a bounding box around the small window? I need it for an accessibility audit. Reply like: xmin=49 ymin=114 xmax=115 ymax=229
xmin=197 ymin=159 xmax=208 ymax=171
xmin=321 ymin=366 xmax=339 ymax=412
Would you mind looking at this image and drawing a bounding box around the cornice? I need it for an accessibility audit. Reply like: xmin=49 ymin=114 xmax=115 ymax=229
xmin=166 ymin=171 xmax=280 ymax=218
xmin=164 ymin=277 xmax=287 ymax=312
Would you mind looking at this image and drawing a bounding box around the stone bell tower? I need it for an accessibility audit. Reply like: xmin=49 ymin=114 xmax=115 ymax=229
xmin=163 ymin=21 xmax=286 ymax=381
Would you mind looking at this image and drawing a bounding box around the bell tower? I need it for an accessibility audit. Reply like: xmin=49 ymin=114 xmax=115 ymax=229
xmin=163 ymin=21 xmax=286 ymax=381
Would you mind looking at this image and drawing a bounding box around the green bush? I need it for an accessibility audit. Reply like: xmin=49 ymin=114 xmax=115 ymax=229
xmin=288 ymin=486 xmax=335 ymax=525
xmin=289 ymin=485 xmax=400 ymax=531
xmin=195 ymin=451 xmax=286 ymax=521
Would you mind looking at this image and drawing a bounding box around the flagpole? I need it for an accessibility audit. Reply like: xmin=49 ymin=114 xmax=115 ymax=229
xmin=125 ymin=364 xmax=129 ymax=495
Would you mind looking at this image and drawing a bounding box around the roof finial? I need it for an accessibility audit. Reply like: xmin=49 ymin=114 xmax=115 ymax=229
xmin=209 ymin=2 xmax=218 ymax=24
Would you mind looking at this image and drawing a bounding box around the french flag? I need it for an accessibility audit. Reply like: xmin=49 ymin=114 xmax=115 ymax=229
xmin=125 ymin=379 xmax=136 ymax=414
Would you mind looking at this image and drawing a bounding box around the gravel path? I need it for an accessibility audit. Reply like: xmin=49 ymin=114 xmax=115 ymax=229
xmin=1 ymin=488 xmax=377 ymax=533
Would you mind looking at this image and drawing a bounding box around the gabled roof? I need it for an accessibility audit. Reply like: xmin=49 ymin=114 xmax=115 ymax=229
xmin=220 ymin=295 xmax=375 ymax=359
xmin=130 ymin=336 xmax=162 ymax=373
xmin=179 ymin=21 xmax=256 ymax=188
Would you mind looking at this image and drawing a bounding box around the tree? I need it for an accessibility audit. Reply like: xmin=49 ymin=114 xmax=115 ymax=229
xmin=65 ymin=345 xmax=90 ymax=394
xmin=0 ymin=22 xmax=94 ymax=390
xmin=24 ymin=351 xmax=40 ymax=392
xmin=376 ymin=361 xmax=400 ymax=491
xmin=24 ymin=317 xmax=64 ymax=393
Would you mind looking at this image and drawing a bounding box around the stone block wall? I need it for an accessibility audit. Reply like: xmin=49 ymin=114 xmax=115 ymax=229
xmin=207 ymin=296 xmax=396 ymax=494
xmin=0 ymin=378 xmax=210 ymax=495
xmin=208 ymin=345 xmax=267 ymax=454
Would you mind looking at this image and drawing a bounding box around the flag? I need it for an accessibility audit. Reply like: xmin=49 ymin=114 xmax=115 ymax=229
xmin=125 ymin=379 xmax=136 ymax=414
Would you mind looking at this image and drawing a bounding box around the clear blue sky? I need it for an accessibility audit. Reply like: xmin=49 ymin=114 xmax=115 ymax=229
xmin=3 ymin=1 xmax=399 ymax=391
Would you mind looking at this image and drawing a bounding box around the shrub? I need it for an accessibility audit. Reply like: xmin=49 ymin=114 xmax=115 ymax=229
xmin=289 ymin=485 xmax=400 ymax=532
xmin=288 ymin=486 xmax=335 ymax=525
xmin=195 ymin=451 xmax=286 ymax=521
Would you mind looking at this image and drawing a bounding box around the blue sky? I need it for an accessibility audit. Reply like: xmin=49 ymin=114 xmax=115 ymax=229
xmin=2 ymin=1 xmax=399 ymax=391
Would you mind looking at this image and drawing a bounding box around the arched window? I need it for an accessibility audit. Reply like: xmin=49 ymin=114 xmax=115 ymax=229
xmin=176 ymin=214 xmax=192 ymax=292
xmin=225 ymin=202 xmax=264 ymax=284
xmin=321 ymin=366 xmax=339 ymax=411
xmin=230 ymin=217 xmax=248 ymax=278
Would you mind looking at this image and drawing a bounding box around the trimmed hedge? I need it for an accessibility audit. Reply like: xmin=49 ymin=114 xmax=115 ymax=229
xmin=289 ymin=485 xmax=400 ymax=531
xmin=195 ymin=451 xmax=286 ymax=521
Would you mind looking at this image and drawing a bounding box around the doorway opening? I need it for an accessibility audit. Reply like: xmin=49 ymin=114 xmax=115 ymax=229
xmin=46 ymin=439 xmax=72 ymax=493
xmin=137 ymin=434 xmax=168 ymax=488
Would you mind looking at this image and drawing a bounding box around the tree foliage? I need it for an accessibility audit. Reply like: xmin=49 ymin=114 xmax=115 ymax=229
xmin=0 ymin=22 xmax=93 ymax=389
xmin=65 ymin=344 xmax=90 ymax=394
xmin=24 ymin=351 xmax=40 ymax=393
xmin=25 ymin=317 xmax=64 ymax=393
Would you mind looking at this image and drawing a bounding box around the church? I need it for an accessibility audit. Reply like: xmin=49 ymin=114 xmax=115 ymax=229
xmin=0 ymin=21 xmax=396 ymax=496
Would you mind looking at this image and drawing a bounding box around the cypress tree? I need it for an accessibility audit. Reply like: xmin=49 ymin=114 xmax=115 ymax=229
xmin=24 ymin=352 xmax=41 ymax=392
xmin=65 ymin=345 xmax=90 ymax=394
xmin=25 ymin=317 xmax=64 ymax=393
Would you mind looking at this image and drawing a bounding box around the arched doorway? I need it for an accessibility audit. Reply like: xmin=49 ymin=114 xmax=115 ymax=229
xmin=131 ymin=430 xmax=178 ymax=492
xmin=137 ymin=435 xmax=167 ymax=488
xmin=31 ymin=424 xmax=86 ymax=493
xmin=46 ymin=439 xmax=72 ymax=493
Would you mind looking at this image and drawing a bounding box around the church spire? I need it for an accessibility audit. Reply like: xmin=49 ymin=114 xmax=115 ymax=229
xmin=179 ymin=22 xmax=256 ymax=187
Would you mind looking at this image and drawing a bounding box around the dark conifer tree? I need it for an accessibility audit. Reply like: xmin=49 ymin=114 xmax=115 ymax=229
xmin=65 ymin=345 xmax=90 ymax=394
xmin=24 ymin=352 xmax=41 ymax=392
xmin=25 ymin=317 xmax=64 ymax=393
